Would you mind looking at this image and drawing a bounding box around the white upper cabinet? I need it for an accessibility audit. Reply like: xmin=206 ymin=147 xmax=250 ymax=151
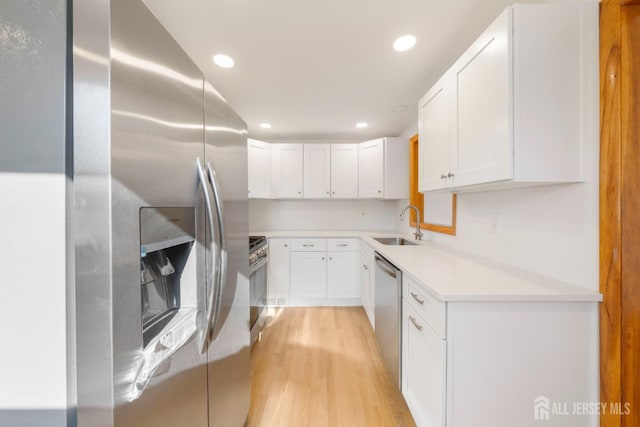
xmin=359 ymin=137 xmax=409 ymax=199
xmin=358 ymin=138 xmax=384 ymax=198
xmin=271 ymin=143 xmax=303 ymax=198
xmin=419 ymin=3 xmax=586 ymax=192
xmin=419 ymin=75 xmax=452 ymax=192
xmin=256 ymin=139 xmax=406 ymax=199
xmin=247 ymin=138 xmax=271 ymax=198
xmin=330 ymin=144 xmax=358 ymax=198
xmin=453 ymin=11 xmax=511 ymax=188
xmin=303 ymin=144 xmax=331 ymax=198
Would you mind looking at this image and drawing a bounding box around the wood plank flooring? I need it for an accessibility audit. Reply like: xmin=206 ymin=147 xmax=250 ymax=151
xmin=248 ymin=307 xmax=416 ymax=427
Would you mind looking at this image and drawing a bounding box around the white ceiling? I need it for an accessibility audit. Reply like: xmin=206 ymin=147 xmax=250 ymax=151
xmin=143 ymin=0 xmax=545 ymax=141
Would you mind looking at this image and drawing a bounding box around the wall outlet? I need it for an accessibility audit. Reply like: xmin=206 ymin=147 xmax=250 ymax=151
xmin=489 ymin=213 xmax=499 ymax=233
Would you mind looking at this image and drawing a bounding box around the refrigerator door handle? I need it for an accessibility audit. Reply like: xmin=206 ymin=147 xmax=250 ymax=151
xmin=206 ymin=161 xmax=227 ymax=344
xmin=197 ymin=157 xmax=220 ymax=354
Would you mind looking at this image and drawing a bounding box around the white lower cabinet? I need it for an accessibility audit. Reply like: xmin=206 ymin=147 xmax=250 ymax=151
xmin=327 ymin=251 xmax=357 ymax=298
xmin=359 ymin=242 xmax=375 ymax=328
xmin=267 ymin=238 xmax=290 ymax=305
xmin=290 ymin=251 xmax=326 ymax=299
xmin=401 ymin=275 xmax=598 ymax=427
xmin=287 ymin=238 xmax=359 ymax=306
xmin=402 ymin=302 xmax=446 ymax=427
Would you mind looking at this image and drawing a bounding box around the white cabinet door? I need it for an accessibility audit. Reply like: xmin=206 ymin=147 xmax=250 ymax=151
xmin=418 ymin=5 xmax=585 ymax=194
xmin=402 ymin=302 xmax=446 ymax=427
xmin=267 ymin=238 xmax=290 ymax=303
xmin=290 ymin=252 xmax=327 ymax=298
xmin=360 ymin=256 xmax=370 ymax=314
xmin=303 ymin=144 xmax=331 ymax=198
xmin=452 ymin=10 xmax=512 ymax=188
xmin=359 ymin=252 xmax=374 ymax=328
xmin=271 ymin=143 xmax=303 ymax=198
xmin=358 ymin=138 xmax=384 ymax=198
xmin=331 ymin=144 xmax=358 ymax=198
xmin=418 ymin=75 xmax=452 ymax=192
xmin=327 ymin=251 xmax=357 ymax=298
xmin=247 ymin=138 xmax=271 ymax=198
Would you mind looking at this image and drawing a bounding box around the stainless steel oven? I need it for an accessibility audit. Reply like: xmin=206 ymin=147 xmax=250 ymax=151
xmin=249 ymin=236 xmax=268 ymax=345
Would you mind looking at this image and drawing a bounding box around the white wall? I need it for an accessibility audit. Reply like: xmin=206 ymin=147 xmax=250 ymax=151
xmin=0 ymin=174 xmax=69 ymax=411
xmin=397 ymin=0 xmax=599 ymax=291
xmin=249 ymin=199 xmax=399 ymax=232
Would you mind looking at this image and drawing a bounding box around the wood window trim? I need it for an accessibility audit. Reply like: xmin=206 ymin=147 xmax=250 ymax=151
xmin=408 ymin=134 xmax=457 ymax=235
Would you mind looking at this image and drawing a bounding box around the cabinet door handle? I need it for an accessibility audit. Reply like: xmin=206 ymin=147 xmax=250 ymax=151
xmin=440 ymin=174 xmax=447 ymax=179
xmin=284 ymin=244 xmax=288 ymax=247
xmin=410 ymin=292 xmax=425 ymax=305
xmin=337 ymin=243 xmax=349 ymax=247
xmin=363 ymin=265 xmax=369 ymax=270
xmin=322 ymin=257 xmax=325 ymax=260
xmin=409 ymin=316 xmax=423 ymax=331
xmin=302 ymin=244 xmax=314 ymax=247
xmin=329 ymin=257 xmax=332 ymax=260
xmin=447 ymin=172 xmax=455 ymax=178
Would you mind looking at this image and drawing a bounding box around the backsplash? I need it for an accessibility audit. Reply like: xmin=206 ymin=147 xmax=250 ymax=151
xmin=249 ymin=199 xmax=399 ymax=231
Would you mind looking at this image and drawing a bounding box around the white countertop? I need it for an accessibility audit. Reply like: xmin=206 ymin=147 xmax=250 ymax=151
xmin=253 ymin=230 xmax=602 ymax=303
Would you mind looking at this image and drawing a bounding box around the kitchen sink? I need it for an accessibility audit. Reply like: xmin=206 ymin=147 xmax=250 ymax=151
xmin=373 ymin=237 xmax=418 ymax=246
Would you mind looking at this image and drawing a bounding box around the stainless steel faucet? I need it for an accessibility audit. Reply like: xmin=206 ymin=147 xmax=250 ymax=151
xmin=400 ymin=205 xmax=424 ymax=241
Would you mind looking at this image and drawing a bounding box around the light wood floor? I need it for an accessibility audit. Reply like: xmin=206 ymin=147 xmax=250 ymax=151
xmin=248 ymin=307 xmax=416 ymax=427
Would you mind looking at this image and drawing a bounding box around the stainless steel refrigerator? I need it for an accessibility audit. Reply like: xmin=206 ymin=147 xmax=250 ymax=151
xmin=1 ymin=0 xmax=250 ymax=425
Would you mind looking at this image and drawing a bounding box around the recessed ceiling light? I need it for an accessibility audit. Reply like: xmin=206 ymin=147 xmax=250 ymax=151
xmin=393 ymin=35 xmax=417 ymax=52
xmin=259 ymin=123 xmax=272 ymax=129
xmin=356 ymin=122 xmax=368 ymax=128
xmin=213 ymin=54 xmax=235 ymax=68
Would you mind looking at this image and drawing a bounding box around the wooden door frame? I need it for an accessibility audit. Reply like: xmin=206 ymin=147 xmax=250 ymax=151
xmin=600 ymin=2 xmax=640 ymax=426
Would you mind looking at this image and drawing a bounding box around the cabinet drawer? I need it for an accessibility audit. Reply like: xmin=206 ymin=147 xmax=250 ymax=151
xmin=290 ymin=238 xmax=326 ymax=251
xmin=404 ymin=276 xmax=446 ymax=339
xmin=327 ymin=238 xmax=357 ymax=251
xmin=402 ymin=301 xmax=446 ymax=427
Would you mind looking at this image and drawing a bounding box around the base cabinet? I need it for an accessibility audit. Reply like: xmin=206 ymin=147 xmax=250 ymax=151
xmin=290 ymin=251 xmax=326 ymax=299
xmin=287 ymin=238 xmax=360 ymax=306
xmin=267 ymin=238 xmax=290 ymax=305
xmin=402 ymin=303 xmax=446 ymax=427
xmin=359 ymin=242 xmax=375 ymax=328
xmin=327 ymin=251 xmax=357 ymax=298
xmin=401 ymin=275 xmax=599 ymax=427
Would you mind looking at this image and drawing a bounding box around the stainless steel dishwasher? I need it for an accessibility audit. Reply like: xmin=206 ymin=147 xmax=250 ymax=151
xmin=374 ymin=252 xmax=402 ymax=389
